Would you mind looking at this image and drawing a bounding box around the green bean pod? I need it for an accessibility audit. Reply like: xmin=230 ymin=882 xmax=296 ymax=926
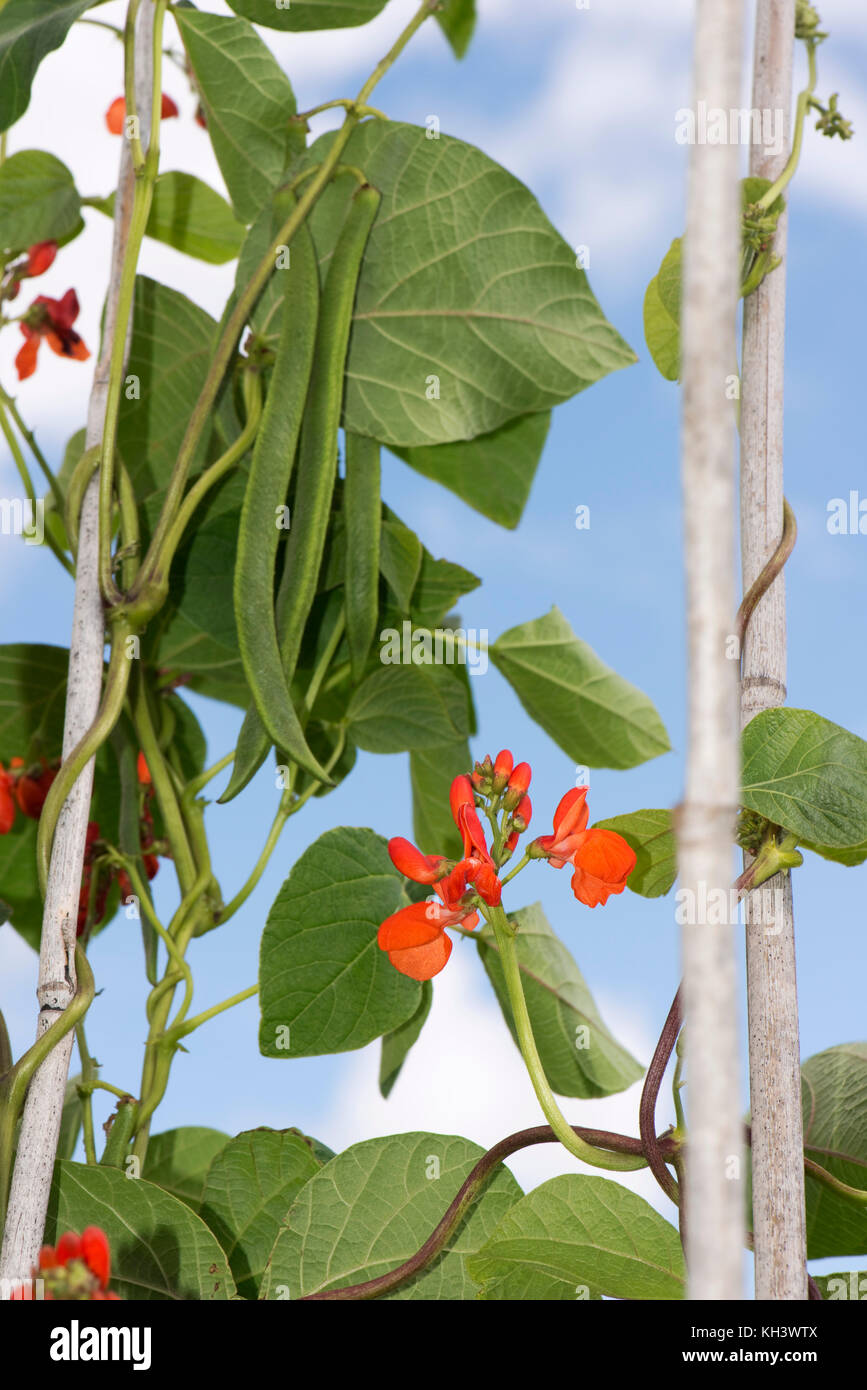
xmin=343 ymin=432 xmax=381 ymax=682
xmin=232 ymin=212 xmax=325 ymax=785
xmin=221 ymin=182 xmax=381 ymax=802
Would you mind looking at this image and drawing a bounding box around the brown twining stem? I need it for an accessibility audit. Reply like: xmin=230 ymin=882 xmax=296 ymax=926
xmin=299 ymin=1123 xmax=675 ymax=1301
xmin=639 ymin=987 xmax=683 ymax=1204
xmin=734 ymin=496 xmax=797 ymax=652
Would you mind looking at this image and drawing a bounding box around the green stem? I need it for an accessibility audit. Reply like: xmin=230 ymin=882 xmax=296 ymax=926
xmin=152 ymin=369 xmax=262 ymax=583
xmin=75 ymin=1021 xmax=98 ymax=1164
xmin=165 ymin=985 xmax=258 ymax=1047
xmin=37 ymin=624 xmax=135 ymax=894
xmin=183 ymin=752 xmax=235 ymax=803
xmin=0 ymin=404 xmax=74 ymax=575
xmin=756 ymin=41 xmax=818 ymax=211
xmin=487 ymin=906 xmax=647 ymax=1172
xmin=499 ymin=851 xmax=531 ymax=887
xmin=0 ymin=384 xmax=66 ymax=517
xmin=98 ymin=0 xmax=168 ymax=604
xmin=804 ymin=1156 xmax=867 ymax=1207
xmin=304 ymin=611 xmax=346 ymax=712
xmin=214 ymin=728 xmax=347 ymax=930
xmin=132 ymin=671 xmax=196 ymax=894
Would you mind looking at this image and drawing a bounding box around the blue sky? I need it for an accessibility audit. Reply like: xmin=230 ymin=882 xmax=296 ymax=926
xmin=1 ymin=0 xmax=865 ymax=1283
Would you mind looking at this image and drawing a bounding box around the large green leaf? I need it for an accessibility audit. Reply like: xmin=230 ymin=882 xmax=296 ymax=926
xmin=468 ymin=1174 xmax=685 ymax=1300
xmin=0 ymin=0 xmax=91 ymax=133
xmin=143 ymin=1127 xmax=231 ymax=1212
xmin=491 ymin=608 xmax=670 ymax=770
xmin=410 ymin=738 xmax=472 ymax=858
xmin=301 ymin=123 xmax=635 ymax=446
xmin=379 ymin=981 xmax=433 ymax=1099
xmin=227 ymin=0 xmax=388 ymax=28
xmin=259 ymin=1132 xmax=523 ymax=1299
xmin=436 ymin=0 xmax=476 ymax=57
xmin=741 ymin=708 xmax=867 ymax=849
xmin=593 ymin=808 xmax=677 ymax=898
xmin=45 ymin=1161 xmax=236 ymax=1300
xmin=259 ymin=827 xmax=421 ymax=1057
xmin=392 ymin=411 xmax=550 ymax=529
xmin=346 ymin=663 xmax=470 ymax=753
xmin=175 ymin=8 xmax=304 ymax=224
xmin=0 ymin=150 xmax=81 ymax=252
xmin=811 ymin=1271 xmax=867 ymax=1300
xmin=478 ymin=904 xmax=643 ymax=1098
xmin=117 ymin=277 xmax=235 ymax=534
xmin=93 ymin=172 xmax=245 ymax=264
xmin=199 ymin=1129 xmax=321 ymax=1299
xmin=802 ymin=1044 xmax=867 ymax=1258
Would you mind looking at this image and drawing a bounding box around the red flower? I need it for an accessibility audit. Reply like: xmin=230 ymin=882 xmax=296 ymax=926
xmin=378 ymin=898 xmax=469 ymax=981
xmin=80 ymin=1227 xmax=111 ymax=1287
xmin=19 ymin=1227 xmax=119 ymax=1300
xmin=15 ymin=290 xmax=90 ymax=381
xmin=25 ymin=240 xmax=57 ymax=276
xmin=569 ymin=828 xmax=636 ymax=907
xmin=14 ymin=762 xmax=57 ymax=820
xmin=136 ymin=751 xmax=152 ymax=785
xmin=503 ymin=760 xmax=532 ymax=810
xmin=105 ymin=92 xmax=179 ymax=134
xmin=388 ymin=836 xmax=449 ymax=884
xmin=449 ymin=774 xmax=501 ymax=905
xmin=532 ymin=787 xmax=590 ymax=868
xmin=492 ymin=748 xmax=513 ymax=790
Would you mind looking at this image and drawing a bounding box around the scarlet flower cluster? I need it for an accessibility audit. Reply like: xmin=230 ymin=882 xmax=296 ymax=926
xmin=0 ymin=757 xmax=58 ymax=833
xmin=10 ymin=1227 xmax=120 ymax=1301
xmin=379 ymin=750 xmax=636 ymax=981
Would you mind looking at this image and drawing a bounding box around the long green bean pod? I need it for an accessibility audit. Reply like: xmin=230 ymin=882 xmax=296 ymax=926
xmin=221 ymin=182 xmax=380 ymax=802
xmin=343 ymin=432 xmax=381 ymax=681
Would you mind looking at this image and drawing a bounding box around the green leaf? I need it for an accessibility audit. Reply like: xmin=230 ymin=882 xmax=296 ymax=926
xmin=801 ymin=839 xmax=867 ymax=867
xmin=491 ymin=608 xmax=670 ymax=770
xmin=410 ymin=552 xmax=481 ymax=630
xmin=410 ymin=738 xmax=472 ymax=858
xmin=175 ymin=8 xmax=304 ymax=224
xmin=302 ymin=123 xmax=635 ymax=446
xmin=380 ymin=516 xmax=423 ymax=609
xmin=593 ymin=808 xmax=676 ymax=898
xmin=0 ymin=150 xmax=81 ymax=253
xmin=227 ymin=0 xmax=388 ymax=29
xmin=259 ymin=826 xmax=422 ymax=1057
xmin=379 ymin=981 xmax=433 ymax=1099
xmin=436 ymin=0 xmax=476 ymax=58
xmin=468 ymin=1174 xmax=685 ymax=1300
xmin=0 ymin=0 xmax=91 ymax=134
xmin=478 ymin=904 xmax=643 ymax=1098
xmin=118 ymin=277 xmax=235 ymax=536
xmin=199 ymin=1129 xmax=321 ymax=1299
xmin=143 ymin=1127 xmax=230 ymax=1212
xmin=811 ymin=1271 xmax=867 ymax=1301
xmin=643 ymin=268 xmax=680 ymax=381
xmin=802 ymin=1044 xmax=867 ymax=1258
xmin=392 ymin=411 xmax=550 ymax=529
xmin=45 ymin=1160 xmax=236 ymax=1300
xmin=741 ymin=707 xmax=867 ymax=849
xmin=94 ymin=172 xmax=245 ymax=264
xmin=346 ymin=663 xmax=470 ymax=753
xmin=259 ymin=1132 xmax=523 ymax=1299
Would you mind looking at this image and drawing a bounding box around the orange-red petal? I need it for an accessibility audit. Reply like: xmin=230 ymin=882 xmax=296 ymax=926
xmin=81 ymin=1226 xmax=110 ymax=1287
xmin=388 ymin=931 xmax=452 ymax=981
xmin=15 ymin=334 xmax=39 ymax=381
xmin=105 ymin=96 xmax=126 ymax=134
xmin=388 ymin=836 xmax=447 ymax=884
xmin=569 ymin=828 xmax=636 ymax=907
xmin=378 ymin=901 xmax=445 ymax=953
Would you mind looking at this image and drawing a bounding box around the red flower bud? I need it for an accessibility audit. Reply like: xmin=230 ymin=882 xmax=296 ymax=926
xmin=492 ymin=749 xmax=513 ymax=791
xmin=136 ymin=751 xmax=151 ymax=785
xmin=81 ymin=1226 xmax=111 ymax=1287
xmin=503 ymin=761 xmax=531 ymax=810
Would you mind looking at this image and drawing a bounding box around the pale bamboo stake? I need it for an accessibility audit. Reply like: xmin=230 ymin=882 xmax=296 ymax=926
xmin=0 ymin=3 xmax=154 ymax=1285
xmin=740 ymin=0 xmax=808 ymax=1300
xmin=678 ymin=0 xmax=746 ymax=1300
